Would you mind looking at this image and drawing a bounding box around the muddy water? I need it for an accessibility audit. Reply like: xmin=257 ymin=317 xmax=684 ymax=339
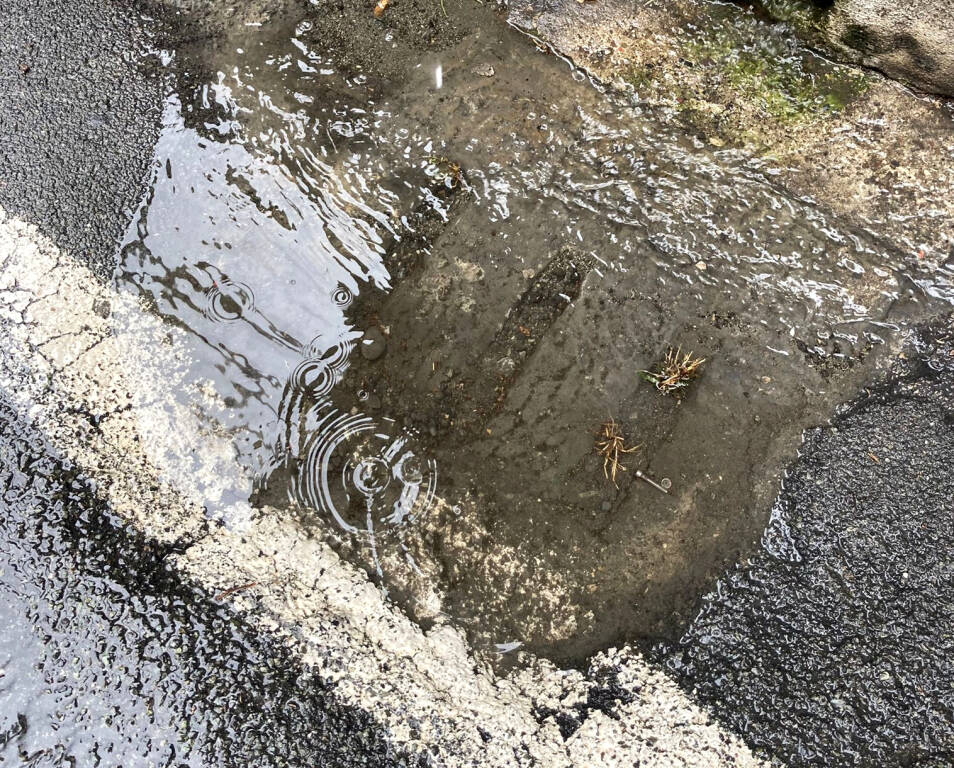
xmin=119 ymin=2 xmax=954 ymax=665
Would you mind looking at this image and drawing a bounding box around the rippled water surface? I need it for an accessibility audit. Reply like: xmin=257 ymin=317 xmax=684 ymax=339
xmin=116 ymin=4 xmax=954 ymax=663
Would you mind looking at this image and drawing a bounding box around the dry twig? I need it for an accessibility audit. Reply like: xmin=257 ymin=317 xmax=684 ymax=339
xmin=595 ymin=418 xmax=640 ymax=487
xmin=425 ymin=155 xmax=463 ymax=188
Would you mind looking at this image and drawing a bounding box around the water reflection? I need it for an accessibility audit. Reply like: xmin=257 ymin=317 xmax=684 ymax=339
xmin=117 ymin=87 xmax=396 ymax=487
xmin=117 ymin=35 xmax=441 ymax=578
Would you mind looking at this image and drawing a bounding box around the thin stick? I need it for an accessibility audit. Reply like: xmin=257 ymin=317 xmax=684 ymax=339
xmin=213 ymin=581 xmax=259 ymax=601
xmin=635 ymin=470 xmax=669 ymax=495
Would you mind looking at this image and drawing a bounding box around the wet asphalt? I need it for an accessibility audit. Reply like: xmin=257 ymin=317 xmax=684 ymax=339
xmin=663 ymin=325 xmax=954 ymax=766
xmin=0 ymin=397 xmax=424 ymax=767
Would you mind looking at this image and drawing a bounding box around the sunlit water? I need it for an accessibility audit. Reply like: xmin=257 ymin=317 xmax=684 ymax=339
xmin=116 ymin=8 xmax=954 ymax=660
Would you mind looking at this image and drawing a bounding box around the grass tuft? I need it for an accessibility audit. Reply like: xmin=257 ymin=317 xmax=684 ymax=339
xmin=640 ymin=347 xmax=705 ymax=396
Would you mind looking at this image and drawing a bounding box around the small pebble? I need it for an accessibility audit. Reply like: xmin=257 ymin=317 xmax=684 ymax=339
xmin=92 ymin=298 xmax=111 ymax=318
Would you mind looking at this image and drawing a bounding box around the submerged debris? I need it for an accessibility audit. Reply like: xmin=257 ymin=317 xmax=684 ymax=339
xmin=595 ymin=418 xmax=640 ymax=487
xmin=425 ymin=155 xmax=463 ymax=189
xmin=212 ymin=581 xmax=260 ymax=601
xmin=635 ymin=469 xmax=669 ymax=495
xmin=640 ymin=347 xmax=706 ymax=396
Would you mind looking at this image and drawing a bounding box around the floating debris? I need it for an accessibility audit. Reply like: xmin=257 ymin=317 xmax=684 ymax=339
xmin=595 ymin=418 xmax=640 ymax=487
xmin=373 ymin=0 xmax=389 ymax=18
xmin=640 ymin=347 xmax=706 ymax=396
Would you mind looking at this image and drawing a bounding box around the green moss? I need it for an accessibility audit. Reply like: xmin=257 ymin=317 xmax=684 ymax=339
xmin=756 ymin=0 xmax=830 ymax=38
xmin=622 ymin=2 xmax=869 ymax=149
xmin=721 ymin=48 xmax=864 ymax=123
xmin=684 ymin=18 xmax=869 ymax=127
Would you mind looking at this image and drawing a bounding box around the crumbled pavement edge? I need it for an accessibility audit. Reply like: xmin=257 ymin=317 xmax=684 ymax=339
xmin=506 ymin=0 xmax=954 ymax=262
xmin=0 ymin=209 xmax=767 ymax=766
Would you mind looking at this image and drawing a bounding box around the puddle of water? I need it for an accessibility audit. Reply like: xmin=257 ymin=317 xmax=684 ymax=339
xmin=118 ymin=3 xmax=954 ymax=665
